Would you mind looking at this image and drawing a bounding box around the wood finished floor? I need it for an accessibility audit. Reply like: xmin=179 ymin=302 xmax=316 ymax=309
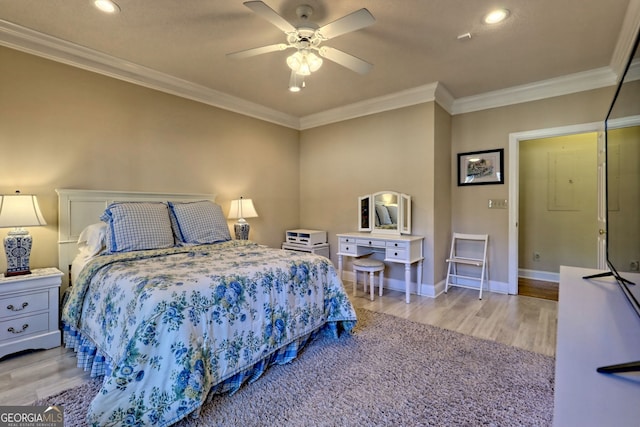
xmin=0 ymin=286 xmax=557 ymax=406
xmin=518 ymin=277 xmax=559 ymax=301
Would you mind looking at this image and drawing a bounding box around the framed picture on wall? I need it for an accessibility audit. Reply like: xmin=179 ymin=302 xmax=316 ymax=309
xmin=457 ymin=148 xmax=504 ymax=186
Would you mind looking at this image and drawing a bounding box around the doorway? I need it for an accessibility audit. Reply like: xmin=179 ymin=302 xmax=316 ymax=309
xmin=508 ymin=122 xmax=606 ymax=295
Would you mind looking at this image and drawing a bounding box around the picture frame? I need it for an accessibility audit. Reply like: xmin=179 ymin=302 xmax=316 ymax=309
xmin=457 ymin=148 xmax=504 ymax=186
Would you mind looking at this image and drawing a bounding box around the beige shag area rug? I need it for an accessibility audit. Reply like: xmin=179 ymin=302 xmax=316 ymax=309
xmin=36 ymin=308 xmax=554 ymax=426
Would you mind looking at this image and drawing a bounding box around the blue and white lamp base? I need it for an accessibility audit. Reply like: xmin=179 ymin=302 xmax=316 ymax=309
xmin=4 ymin=229 xmax=32 ymax=276
xmin=234 ymin=222 xmax=251 ymax=240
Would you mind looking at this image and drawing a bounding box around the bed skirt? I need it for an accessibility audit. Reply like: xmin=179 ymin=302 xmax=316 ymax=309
xmin=62 ymin=318 xmax=354 ymax=412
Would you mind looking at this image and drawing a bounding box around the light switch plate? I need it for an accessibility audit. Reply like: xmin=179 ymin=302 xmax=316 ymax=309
xmin=488 ymin=199 xmax=508 ymax=209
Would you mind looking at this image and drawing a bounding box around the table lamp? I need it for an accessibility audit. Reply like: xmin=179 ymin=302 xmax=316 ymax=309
xmin=0 ymin=191 xmax=47 ymax=276
xmin=227 ymin=197 xmax=258 ymax=240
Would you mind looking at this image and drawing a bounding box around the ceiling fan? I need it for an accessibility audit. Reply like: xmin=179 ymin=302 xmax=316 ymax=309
xmin=227 ymin=1 xmax=375 ymax=91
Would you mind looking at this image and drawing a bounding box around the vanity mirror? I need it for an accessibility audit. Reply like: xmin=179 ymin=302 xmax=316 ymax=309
xmin=358 ymin=191 xmax=411 ymax=234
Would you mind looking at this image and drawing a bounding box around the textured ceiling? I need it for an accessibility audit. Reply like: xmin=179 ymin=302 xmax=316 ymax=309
xmin=0 ymin=0 xmax=633 ymax=118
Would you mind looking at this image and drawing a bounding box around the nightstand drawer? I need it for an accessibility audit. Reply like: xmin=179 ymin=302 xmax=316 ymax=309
xmin=0 ymin=292 xmax=49 ymax=320
xmin=0 ymin=312 xmax=49 ymax=342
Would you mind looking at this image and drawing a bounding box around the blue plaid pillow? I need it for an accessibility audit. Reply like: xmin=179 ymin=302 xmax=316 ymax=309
xmin=100 ymin=202 xmax=175 ymax=253
xmin=168 ymin=200 xmax=231 ymax=245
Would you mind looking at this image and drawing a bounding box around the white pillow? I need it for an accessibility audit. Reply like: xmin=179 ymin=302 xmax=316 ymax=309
xmin=100 ymin=202 xmax=175 ymax=253
xmin=375 ymin=204 xmax=392 ymax=225
xmin=168 ymin=200 xmax=231 ymax=244
xmin=386 ymin=205 xmax=398 ymax=224
xmin=77 ymin=222 xmax=108 ymax=257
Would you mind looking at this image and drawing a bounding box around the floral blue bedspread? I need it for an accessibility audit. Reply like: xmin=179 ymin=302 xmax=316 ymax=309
xmin=62 ymin=240 xmax=357 ymax=426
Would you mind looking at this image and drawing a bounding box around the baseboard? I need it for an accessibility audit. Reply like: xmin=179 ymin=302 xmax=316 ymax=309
xmin=344 ymin=271 xmax=509 ymax=298
xmin=518 ymin=268 xmax=560 ymax=283
xmin=422 ymin=279 xmax=509 ymax=298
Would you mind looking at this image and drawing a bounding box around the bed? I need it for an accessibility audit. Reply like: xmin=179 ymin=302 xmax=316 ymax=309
xmin=56 ymin=189 xmax=357 ymax=427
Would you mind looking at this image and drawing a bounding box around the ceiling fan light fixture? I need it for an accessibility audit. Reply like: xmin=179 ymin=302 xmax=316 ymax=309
xmin=288 ymin=70 xmax=305 ymax=92
xmin=287 ymin=50 xmax=322 ymax=76
xmin=286 ymin=51 xmax=304 ymax=72
xmin=298 ymin=63 xmax=311 ymax=76
xmin=306 ymin=51 xmax=323 ymax=72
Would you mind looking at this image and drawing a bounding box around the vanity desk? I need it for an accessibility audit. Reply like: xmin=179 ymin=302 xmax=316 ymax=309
xmin=339 ymin=190 xmax=423 ymax=303
xmin=336 ymin=232 xmax=424 ymax=303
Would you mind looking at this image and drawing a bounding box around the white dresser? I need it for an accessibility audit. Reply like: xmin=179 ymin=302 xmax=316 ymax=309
xmin=336 ymin=232 xmax=424 ymax=303
xmin=0 ymin=267 xmax=62 ymax=358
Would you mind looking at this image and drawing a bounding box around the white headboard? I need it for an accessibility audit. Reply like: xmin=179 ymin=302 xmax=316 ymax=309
xmin=56 ymin=189 xmax=217 ymax=288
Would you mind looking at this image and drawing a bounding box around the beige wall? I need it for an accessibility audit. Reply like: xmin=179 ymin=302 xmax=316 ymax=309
xmin=299 ymin=103 xmax=438 ymax=286
xmin=0 ymin=46 xmax=300 ymax=279
xmin=452 ymin=89 xmax=614 ymax=283
xmin=519 ymin=133 xmax=599 ymax=272
xmin=432 ymin=104 xmax=452 ymax=284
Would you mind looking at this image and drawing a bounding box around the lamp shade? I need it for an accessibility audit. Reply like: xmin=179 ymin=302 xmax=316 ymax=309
xmin=0 ymin=193 xmax=47 ymax=228
xmin=227 ymin=198 xmax=258 ymax=221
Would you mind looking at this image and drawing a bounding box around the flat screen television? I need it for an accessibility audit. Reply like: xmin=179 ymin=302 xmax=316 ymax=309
xmin=584 ymin=29 xmax=640 ymax=374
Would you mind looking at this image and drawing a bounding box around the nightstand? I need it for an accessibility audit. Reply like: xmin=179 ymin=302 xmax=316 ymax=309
xmin=0 ymin=267 xmax=63 ymax=359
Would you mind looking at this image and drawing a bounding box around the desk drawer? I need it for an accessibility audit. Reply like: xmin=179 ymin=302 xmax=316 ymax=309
xmin=356 ymin=238 xmax=385 ymax=248
xmin=386 ymin=241 xmax=409 ymax=250
xmin=386 ymin=247 xmax=408 ymax=261
xmin=339 ymin=243 xmax=358 ymax=255
xmin=339 ymin=236 xmax=357 ymax=244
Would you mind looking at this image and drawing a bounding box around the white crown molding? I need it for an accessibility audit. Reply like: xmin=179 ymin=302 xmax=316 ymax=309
xmin=610 ymin=0 xmax=640 ymax=80
xmin=434 ymin=83 xmax=455 ymax=113
xmin=0 ymin=20 xmax=300 ymax=129
xmin=451 ymin=67 xmax=617 ymax=115
xmin=608 ymin=114 xmax=640 ymax=129
xmin=299 ymin=82 xmax=454 ymax=130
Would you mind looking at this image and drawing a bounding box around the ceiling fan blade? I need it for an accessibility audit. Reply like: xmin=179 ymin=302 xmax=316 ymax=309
xmin=227 ymin=43 xmax=289 ymax=59
xmin=319 ymin=46 xmax=373 ymax=75
xmin=317 ymin=8 xmax=375 ymax=40
xmin=243 ymin=1 xmax=296 ymax=33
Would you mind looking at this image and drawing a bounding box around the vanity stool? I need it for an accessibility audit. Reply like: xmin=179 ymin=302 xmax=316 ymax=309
xmin=352 ymin=258 xmax=385 ymax=301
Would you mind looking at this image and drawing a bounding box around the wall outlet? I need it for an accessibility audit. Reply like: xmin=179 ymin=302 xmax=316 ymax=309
xmin=533 ymin=252 xmax=541 ymax=262
xmin=631 ymin=260 xmax=639 ymax=271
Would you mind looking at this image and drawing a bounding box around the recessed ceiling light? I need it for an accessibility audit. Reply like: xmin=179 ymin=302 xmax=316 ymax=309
xmin=483 ymin=8 xmax=509 ymax=24
xmin=94 ymin=0 xmax=120 ymax=14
